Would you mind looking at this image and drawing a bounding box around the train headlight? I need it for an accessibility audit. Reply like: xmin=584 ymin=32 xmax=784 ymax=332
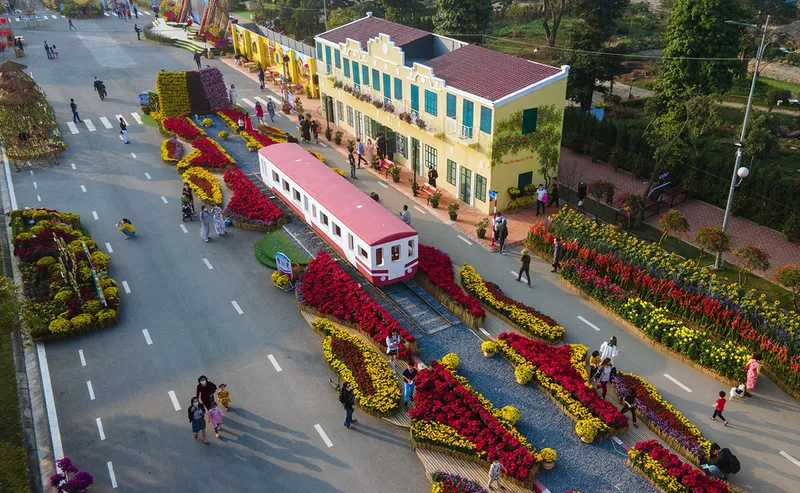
xmin=407 ymin=267 xmax=412 ymax=274
xmin=381 ymin=276 xmax=387 ymax=282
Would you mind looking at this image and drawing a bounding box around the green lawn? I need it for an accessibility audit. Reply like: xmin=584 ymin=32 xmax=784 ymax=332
xmin=255 ymin=230 xmax=312 ymax=269
xmin=760 ymin=76 xmax=800 ymax=95
xmin=233 ymin=11 xmax=252 ymax=20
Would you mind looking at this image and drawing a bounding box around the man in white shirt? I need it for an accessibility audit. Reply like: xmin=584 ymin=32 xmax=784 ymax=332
xmin=399 ymin=205 xmax=411 ymax=226
xmin=536 ymin=184 xmax=547 ymax=216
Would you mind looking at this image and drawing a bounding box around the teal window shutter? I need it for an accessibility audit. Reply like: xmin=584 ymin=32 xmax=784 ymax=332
xmin=522 ymin=108 xmax=538 ymax=135
xmin=446 ymin=93 xmax=456 ymax=118
xmin=424 ymin=90 xmax=438 ymax=116
xmin=462 ymin=100 xmax=474 ymax=128
xmin=383 ymin=74 xmax=391 ymax=100
xmin=316 ymin=42 xmax=323 ymax=60
xmin=343 ymin=58 xmax=350 ymax=78
xmin=352 ymin=61 xmax=360 ymax=85
xmin=411 ymin=84 xmax=419 ymax=112
xmin=394 ymin=78 xmax=403 ymax=100
xmin=480 ymin=106 xmax=492 ymax=134
xmin=334 ymin=49 xmax=341 ymax=69
xmin=362 ymin=65 xmax=369 ymax=86
xmin=324 ymin=46 xmax=332 ymax=68
xmin=372 ymin=69 xmax=380 ymax=91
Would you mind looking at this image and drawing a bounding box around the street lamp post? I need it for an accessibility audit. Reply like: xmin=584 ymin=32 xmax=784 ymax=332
xmin=715 ymin=15 xmax=770 ymax=270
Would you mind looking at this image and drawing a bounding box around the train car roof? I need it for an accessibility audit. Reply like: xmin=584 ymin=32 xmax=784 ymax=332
xmin=260 ymin=143 xmax=417 ymax=246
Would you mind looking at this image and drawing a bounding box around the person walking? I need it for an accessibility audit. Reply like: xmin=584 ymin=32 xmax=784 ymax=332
xmin=311 ymin=120 xmax=320 ymax=144
xmin=44 ymin=41 xmax=53 ymax=60
xmin=577 ymin=181 xmax=587 ymax=212
xmin=548 ymin=177 xmax=560 ymax=208
xmin=620 ymin=389 xmax=638 ymax=427
xmin=340 ymin=382 xmax=357 ymax=429
xmin=193 ymin=51 xmax=202 ymax=70
xmin=355 ymin=138 xmax=367 ymax=168
xmin=599 ymin=336 xmax=619 ymax=365
xmin=402 ymin=360 xmax=418 ymax=406
xmin=68 ymin=18 xmax=76 ymax=30
xmin=195 ymin=375 xmax=217 ymax=409
xmin=399 ymin=205 xmax=411 ymax=226
xmin=551 ymin=237 xmax=563 ymax=273
xmin=427 ymin=167 xmax=438 ymax=188
xmin=386 ymin=329 xmax=401 ymax=373
xmin=266 ymin=99 xmax=276 ymax=122
xmin=710 ymin=390 xmax=729 ymax=426
xmin=536 ymin=183 xmax=547 ymax=216
xmin=94 ymin=77 xmax=106 ymax=101
xmin=349 ymin=152 xmax=357 ymax=179
xmin=254 ymin=101 xmax=265 ymax=125
xmin=199 ymin=206 xmax=211 ymax=243
xmin=365 ymin=138 xmax=375 ymax=166
xmin=188 ymin=398 xmax=210 ymax=444
xmin=517 ymin=248 xmax=531 ymax=287
xmin=257 ymin=68 xmax=266 ymax=91
xmin=744 ymin=353 xmax=761 ymax=396
xmin=70 ymin=99 xmax=82 ymax=123
xmin=211 ymin=205 xmax=226 ymax=236
xmin=207 ymin=402 xmax=224 ymax=438
xmin=119 ymin=117 xmax=129 ymax=144
xmin=595 ymin=358 xmax=613 ymax=399
xmin=493 ymin=213 xmax=507 ymax=244
xmin=133 ymin=5 xmax=138 ymax=18
xmin=497 ymin=220 xmax=508 ymax=254
xmin=301 ymin=117 xmax=312 ymax=143
xmin=116 ymin=218 xmax=136 ymax=239
xmin=216 ymin=384 xmax=231 ymax=411
xmin=134 ymin=24 xmax=142 ymax=40
xmin=487 ymin=459 xmax=507 ymax=490
xmin=376 ymin=134 xmax=386 ymax=159
xmin=229 ymin=84 xmax=237 ymax=106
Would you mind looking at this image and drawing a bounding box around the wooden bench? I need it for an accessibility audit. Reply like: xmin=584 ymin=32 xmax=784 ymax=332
xmin=420 ymin=183 xmax=438 ymax=204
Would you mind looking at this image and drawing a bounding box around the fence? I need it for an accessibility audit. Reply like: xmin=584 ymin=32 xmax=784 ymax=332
xmin=252 ymin=25 xmax=315 ymax=58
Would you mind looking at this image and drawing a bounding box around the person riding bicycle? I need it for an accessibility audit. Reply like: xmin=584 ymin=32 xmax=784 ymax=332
xmin=94 ymin=77 xmax=107 ymax=100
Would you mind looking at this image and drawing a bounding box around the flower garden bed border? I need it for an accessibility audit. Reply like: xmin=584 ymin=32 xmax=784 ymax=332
xmin=31 ymin=306 xmax=121 ymax=343
xmin=481 ymin=303 xmax=561 ymax=345
xmin=229 ymin=216 xmax=287 ymax=233
xmin=414 ymin=272 xmax=484 ymax=331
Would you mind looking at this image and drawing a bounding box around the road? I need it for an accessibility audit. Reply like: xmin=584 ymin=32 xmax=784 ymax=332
xmin=5 ymin=11 xmax=800 ymax=493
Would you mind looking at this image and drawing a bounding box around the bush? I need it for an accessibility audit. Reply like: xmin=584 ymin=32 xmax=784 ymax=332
xmin=100 ymin=278 xmax=118 ymax=289
xmin=97 ymin=309 xmax=117 ymax=325
xmin=202 ymin=117 xmax=213 ymax=127
xmin=219 ymin=130 xmax=230 ymax=140
xmin=514 ymin=364 xmax=533 ymax=384
xmin=784 ymin=213 xmax=800 ymax=242
xmin=82 ymin=300 xmax=102 ymax=315
xmin=500 ymin=405 xmax=520 ymax=424
xmin=441 ymin=353 xmax=459 ymax=370
xmin=103 ymin=287 xmax=119 ymax=303
xmin=49 ymin=318 xmax=72 ymax=334
xmin=540 ymin=447 xmax=557 ymax=462
xmin=481 ymin=341 xmax=497 ymax=353
xmin=37 ymin=256 xmax=56 ymax=266
xmin=91 ymin=251 xmax=110 ymax=271
xmin=54 ymin=290 xmax=73 ymax=304
xmin=70 ymin=313 xmax=94 ymax=330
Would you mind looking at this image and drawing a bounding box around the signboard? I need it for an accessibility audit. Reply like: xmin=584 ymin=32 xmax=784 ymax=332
xmin=488 ymin=190 xmax=497 ymax=201
xmin=138 ymin=93 xmax=149 ymax=105
xmin=275 ymin=252 xmax=293 ymax=279
xmin=151 ymin=0 xmax=158 ymax=7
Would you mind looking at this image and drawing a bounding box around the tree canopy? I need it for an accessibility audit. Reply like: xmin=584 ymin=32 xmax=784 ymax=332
xmin=327 ymin=1 xmax=384 ymax=29
xmin=433 ymin=0 xmax=493 ymax=43
xmin=379 ymin=0 xmax=426 ymax=26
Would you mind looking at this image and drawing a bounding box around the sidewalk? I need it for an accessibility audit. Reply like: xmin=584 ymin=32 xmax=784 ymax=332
xmin=558 ymin=148 xmax=800 ymax=278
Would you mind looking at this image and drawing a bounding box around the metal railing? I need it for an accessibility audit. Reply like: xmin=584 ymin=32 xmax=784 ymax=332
xmin=252 ymin=25 xmax=315 ymax=58
xmin=446 ymin=117 xmax=476 ymax=142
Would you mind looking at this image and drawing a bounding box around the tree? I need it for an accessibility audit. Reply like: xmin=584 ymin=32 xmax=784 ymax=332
xmin=768 ymin=89 xmax=792 ymax=112
xmin=589 ymin=180 xmax=615 ymax=221
xmin=539 ymin=0 xmax=572 ymax=47
xmin=733 ymin=244 xmax=771 ymax=286
xmin=743 ymin=0 xmax=797 ymax=24
xmin=379 ymin=0 xmax=425 ymax=26
xmin=274 ymin=0 xmax=324 ymax=42
xmin=327 ymin=1 xmax=384 ymax=29
xmin=774 ymin=264 xmax=800 ymax=310
xmin=433 ymin=0 xmax=493 ymax=43
xmin=657 ymin=209 xmax=690 ymax=246
xmin=784 ymin=213 xmax=800 ymax=242
xmin=743 ymin=111 xmax=778 ymax=166
xmin=695 ymin=226 xmax=732 ymax=265
xmin=654 ymin=0 xmax=745 ymax=109
xmin=506 ymin=1 xmax=534 ymax=38
xmin=617 ymin=192 xmax=644 ymax=229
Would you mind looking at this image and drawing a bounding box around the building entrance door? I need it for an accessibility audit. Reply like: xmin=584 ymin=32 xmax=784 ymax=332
xmin=460 ymin=166 xmax=472 ymax=203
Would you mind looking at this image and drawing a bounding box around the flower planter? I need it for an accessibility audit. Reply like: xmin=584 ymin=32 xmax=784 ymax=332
xmin=580 ymin=436 xmax=594 ymax=444
xmin=476 ymin=229 xmax=486 ymax=239
xmin=542 ymin=461 xmax=555 ymax=470
xmin=483 ymin=351 xmax=494 ymax=358
xmin=449 ymin=213 xmax=458 ymax=221
xmin=516 ymin=377 xmax=528 ymax=385
xmin=413 ymin=271 xmax=485 ymax=331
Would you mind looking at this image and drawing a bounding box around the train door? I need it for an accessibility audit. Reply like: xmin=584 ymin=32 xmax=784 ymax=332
xmin=346 ymin=233 xmax=357 ymax=265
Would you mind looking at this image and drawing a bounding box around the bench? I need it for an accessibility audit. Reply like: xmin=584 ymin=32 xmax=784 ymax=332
xmin=420 ymin=183 xmax=438 ymax=204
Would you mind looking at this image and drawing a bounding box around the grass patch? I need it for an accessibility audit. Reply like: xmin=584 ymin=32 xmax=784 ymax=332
xmin=141 ymin=114 xmax=158 ymax=127
xmin=255 ymin=230 xmax=312 ymax=269
xmin=760 ymin=76 xmax=800 ymax=95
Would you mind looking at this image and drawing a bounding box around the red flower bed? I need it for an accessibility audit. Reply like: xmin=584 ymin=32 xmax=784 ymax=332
xmin=222 ymin=167 xmax=284 ymax=226
xmin=162 ymin=116 xmax=203 ymax=141
xmin=499 ymin=332 xmax=627 ymax=428
xmin=218 ymin=107 xmax=245 ymax=123
xmin=331 ymin=337 xmax=375 ymax=396
xmin=191 ymin=137 xmax=234 ymax=169
xmin=418 ymin=245 xmax=485 ymax=317
xmin=629 ymin=440 xmax=737 ymax=493
xmin=300 ymin=251 xmax=414 ymax=357
xmin=486 ymin=281 xmax=561 ymax=327
xmin=185 ymin=174 xmax=215 ymax=198
xmin=248 ymin=130 xmax=275 ymax=147
xmin=409 ymin=361 xmax=538 ymax=480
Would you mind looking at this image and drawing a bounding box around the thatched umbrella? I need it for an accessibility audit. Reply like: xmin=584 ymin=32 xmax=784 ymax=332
xmin=0 ymin=77 xmax=37 ymax=92
xmin=0 ymin=61 xmax=28 ymax=74
xmin=0 ymin=91 xmax=39 ymax=106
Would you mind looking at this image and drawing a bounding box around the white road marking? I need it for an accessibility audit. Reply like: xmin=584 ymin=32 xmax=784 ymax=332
xmin=161 ymin=196 xmax=168 ymax=204
xmin=92 ymin=211 xmax=98 ymax=220
xmin=79 ymin=349 xmax=86 ymax=367
xmin=71 ymin=162 xmax=76 ymax=169
xmin=99 ymin=117 xmax=112 ymax=129
xmin=142 ymin=329 xmax=153 ymax=345
xmin=145 ymin=12 xmax=152 ymax=15
xmin=314 ymin=424 xmax=333 ymax=448
xmin=663 ymin=373 xmax=692 ymax=393
xmin=84 ymin=119 xmax=96 ymax=132
xmin=37 ymin=195 xmax=41 ymax=202
xmin=203 ymin=258 xmax=213 ymax=270
xmin=231 ymin=301 xmax=243 ymax=315
xmin=577 ymin=316 xmax=602 ymax=332
xmin=15 ymin=17 xmax=20 ymax=22
xmin=67 ymin=122 xmax=79 ymax=134
xmin=268 ymin=354 xmax=282 ymax=372
xmin=780 ymin=451 xmax=800 ymax=468
xmin=255 ymin=97 xmax=270 ymax=106
xmin=115 ymin=114 xmax=128 ymax=125
xmin=509 ymin=270 xmax=520 ymax=278
xmin=241 ymin=98 xmax=256 ymax=108
xmin=377 ymin=181 xmax=388 ymax=188
xmin=144 ymin=173 xmax=151 ymax=179
xmin=107 ymin=461 xmax=117 ymax=488
xmin=87 ymin=381 xmax=95 ymax=400
xmin=51 ymin=15 xmax=58 ymax=19
xmin=80 ymin=185 xmax=87 ymax=193
xmin=105 ymin=242 xmax=113 ymax=253
xmin=457 ymin=235 xmax=472 ymax=245
xmin=168 ymin=391 xmax=181 ymax=411
xmin=96 ymin=418 xmax=106 ymax=440
xmin=179 ymin=224 xmax=188 ymax=233
xmin=131 ymin=112 xmax=142 ymax=124
xmin=119 ymin=134 xmax=124 ymax=141
xmin=104 ymin=12 xmax=110 ymax=17
xmin=33 ymin=181 xmax=37 ymax=189
xmin=319 ymin=142 xmax=327 ymax=148
xmin=413 ymin=205 xmax=427 ymax=215
xmin=131 ymin=153 xmax=137 ymax=159
xmin=122 ymin=281 xmax=131 ymax=294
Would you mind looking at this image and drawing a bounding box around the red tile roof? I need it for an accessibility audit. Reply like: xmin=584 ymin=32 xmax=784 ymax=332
xmin=318 ymin=15 xmax=430 ymax=49
xmin=424 ymin=44 xmax=563 ymax=101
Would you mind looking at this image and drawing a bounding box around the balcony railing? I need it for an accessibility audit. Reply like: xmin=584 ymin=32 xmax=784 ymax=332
xmin=446 ymin=117 xmax=476 ymax=143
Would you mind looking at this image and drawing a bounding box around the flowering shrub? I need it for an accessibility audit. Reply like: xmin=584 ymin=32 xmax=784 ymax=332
xmin=430 ymin=472 xmax=489 ymax=493
xmin=540 ymin=448 xmax=557 ymax=463
xmin=613 ymin=371 xmax=711 ymax=463
xmin=441 ymin=352 xmax=459 ymax=370
xmin=160 ymin=137 xmax=184 ymax=163
xmin=202 ymin=117 xmax=212 ymax=127
xmin=198 ymin=67 xmax=231 ymax=110
xmin=418 ymin=246 xmax=485 ymax=318
xmin=482 ymin=341 xmax=497 ymax=353
xmin=629 ymin=441 xmax=741 ymax=493
xmin=50 ymin=456 xmax=93 ymax=493
xmin=409 ymin=361 xmax=541 ymax=481
xmin=217 ymin=108 xmax=245 ymax=131
xmin=162 ymin=115 xmax=205 ymax=141
xmin=497 ymin=332 xmax=628 ymax=433
xmin=182 ymin=167 xmax=223 ymax=206
xmin=271 ymin=271 xmax=290 ymax=289
xmin=575 ymin=418 xmax=604 ymax=441
xmin=241 ymin=130 xmax=276 ymax=151
xmin=461 ymin=264 xmax=564 ymax=343
xmin=501 ymin=405 xmax=520 ymax=424
xmin=315 ymin=319 xmax=401 ymax=415
xmin=331 ymin=167 xmax=347 ymax=177
xmin=156 ymin=71 xmax=190 ymax=117
xmin=189 ymin=137 xmax=235 ymax=170
xmin=309 ymin=150 xmax=325 ymax=163
xmin=222 ymin=167 xmax=284 ymax=228
xmin=300 ymin=251 xmax=414 ymax=358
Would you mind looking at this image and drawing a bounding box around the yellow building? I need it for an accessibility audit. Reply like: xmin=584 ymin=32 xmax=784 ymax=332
xmin=315 ymin=13 xmax=569 ymax=213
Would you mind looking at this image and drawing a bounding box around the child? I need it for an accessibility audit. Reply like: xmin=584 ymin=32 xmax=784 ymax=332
xmin=217 ymin=384 xmax=231 ymax=411
xmin=487 ymin=459 xmax=506 ymax=490
xmin=207 ymin=401 xmax=224 ymax=438
xmin=51 ymin=45 xmax=58 ymax=59
xmin=711 ymin=390 xmax=728 ymax=426
xmin=588 ymin=350 xmax=601 ymax=380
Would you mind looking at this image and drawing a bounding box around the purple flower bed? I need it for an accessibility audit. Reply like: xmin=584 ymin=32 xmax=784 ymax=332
xmin=199 ymin=67 xmax=231 ymax=111
xmin=431 ymin=472 xmax=489 ymax=493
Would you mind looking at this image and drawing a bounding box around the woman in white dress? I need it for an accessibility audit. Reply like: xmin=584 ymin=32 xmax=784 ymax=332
xmin=599 ymin=336 xmax=619 ymax=365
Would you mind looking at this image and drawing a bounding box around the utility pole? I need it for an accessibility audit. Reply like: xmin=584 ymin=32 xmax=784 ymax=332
xmin=322 ymin=0 xmax=328 ymax=30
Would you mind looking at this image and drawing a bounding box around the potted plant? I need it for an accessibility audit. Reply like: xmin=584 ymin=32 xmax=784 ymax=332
xmin=391 ymin=164 xmax=401 ymax=183
xmin=448 ymin=202 xmax=459 ymax=221
xmin=540 ymin=448 xmax=557 ymax=469
xmin=428 ymin=190 xmax=442 ymax=208
xmin=475 ymin=218 xmax=489 ymax=239
xmin=482 ymin=341 xmax=497 ymax=358
xmin=334 ymin=131 xmax=343 ymax=145
xmin=508 ymin=187 xmax=521 ymax=200
xmin=324 ymin=127 xmax=333 ymax=141
xmin=500 ymin=405 xmax=520 ymax=424
xmin=514 ymin=365 xmax=533 ymax=385
xmin=575 ymin=419 xmax=601 ymax=443
xmin=441 ymin=353 xmax=459 ymax=370
xmin=371 ymin=154 xmax=381 ymax=170
xmin=294 ymin=98 xmax=305 ymax=115
xmin=218 ymin=130 xmax=229 ymax=140
xmin=415 ymin=118 xmax=427 ymax=130
xmin=409 ymin=179 xmax=421 ymax=197
xmin=523 ymin=183 xmax=537 ymax=197
xmin=282 ymin=100 xmax=292 ymax=114
xmin=202 ymin=117 xmax=212 ymax=127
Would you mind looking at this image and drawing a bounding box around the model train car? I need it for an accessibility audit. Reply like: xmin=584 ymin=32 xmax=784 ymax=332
xmin=259 ymin=143 xmax=418 ymax=286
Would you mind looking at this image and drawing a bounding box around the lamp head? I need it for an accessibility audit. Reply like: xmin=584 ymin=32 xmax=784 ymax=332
xmin=737 ymin=167 xmax=750 ymax=179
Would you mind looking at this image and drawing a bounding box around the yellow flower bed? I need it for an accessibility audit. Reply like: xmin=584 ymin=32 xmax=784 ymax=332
xmin=182 ymin=167 xmax=223 ymax=206
xmin=176 ymin=149 xmax=202 ymax=174
xmin=240 ymin=131 xmax=261 ymax=151
xmin=331 ymin=168 xmax=346 ymax=177
xmin=156 ymin=71 xmax=190 ymax=117
xmin=461 ymin=265 xmax=565 ymax=343
xmin=217 ymin=110 xmax=238 ymax=130
xmin=571 ymin=344 xmax=590 ymax=382
xmin=308 ymin=150 xmax=325 ymax=163
xmin=314 ymin=319 xmax=400 ymax=415
xmin=411 ymin=421 xmax=477 ymax=456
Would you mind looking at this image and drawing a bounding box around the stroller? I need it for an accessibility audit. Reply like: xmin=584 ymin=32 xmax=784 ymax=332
xmin=181 ymin=199 xmax=194 ymax=222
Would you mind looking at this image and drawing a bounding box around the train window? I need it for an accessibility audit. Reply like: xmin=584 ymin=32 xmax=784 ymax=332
xmin=359 ymin=247 xmax=368 ymax=259
xmin=408 ymin=239 xmax=415 ymax=256
xmin=376 ymin=247 xmax=384 ymax=266
xmin=272 ymin=171 xmax=280 ymax=183
xmin=303 ymin=195 xmax=308 ymax=211
xmin=293 ymin=188 xmax=301 ymax=202
xmin=348 ymin=234 xmax=354 ymax=250
xmin=391 ymin=245 xmax=400 ymax=261
xmin=312 ymin=204 xmax=317 ymax=218
xmin=321 ymin=212 xmax=329 ymax=226
xmin=332 ymin=223 xmax=341 ymax=237
xmin=282 ymin=179 xmax=290 ymax=192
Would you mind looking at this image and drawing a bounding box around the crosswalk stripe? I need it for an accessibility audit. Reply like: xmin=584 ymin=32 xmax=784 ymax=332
xmin=61 ymin=15 xmax=66 ymax=19
xmin=145 ymin=12 xmax=152 ymax=16
xmin=15 ymin=17 xmax=20 ymax=22
xmin=114 ymin=114 xmax=128 ymax=125
xmin=255 ymin=96 xmax=270 ymax=107
xmin=241 ymin=98 xmax=256 ymax=108
xmin=51 ymin=15 xmax=58 ymax=19
xmin=84 ymin=119 xmax=96 ymax=132
xmin=130 ymin=112 xmax=142 ymax=124
xmin=99 ymin=117 xmax=112 ymax=129
xmin=104 ymin=12 xmax=110 ymax=17
xmin=67 ymin=122 xmax=79 ymax=134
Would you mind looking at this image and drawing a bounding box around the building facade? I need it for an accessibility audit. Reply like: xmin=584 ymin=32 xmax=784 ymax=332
xmin=315 ymin=14 xmax=568 ymax=213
